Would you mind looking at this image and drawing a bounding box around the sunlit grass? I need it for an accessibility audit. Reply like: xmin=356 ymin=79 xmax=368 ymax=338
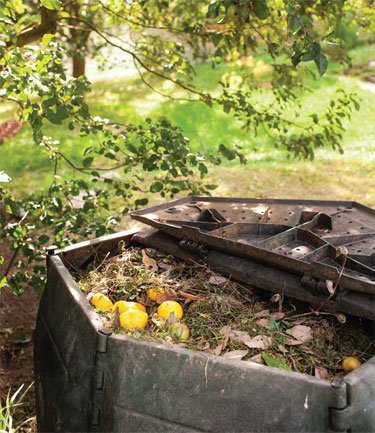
xmin=0 ymin=45 xmax=374 ymax=205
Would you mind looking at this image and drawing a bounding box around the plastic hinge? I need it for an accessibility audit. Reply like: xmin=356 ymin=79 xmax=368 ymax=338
xmin=96 ymin=330 xmax=110 ymax=353
xmin=329 ymin=406 xmax=351 ymax=432
xmin=90 ymin=406 xmax=100 ymax=426
xmin=329 ymin=378 xmax=350 ymax=432
xmin=95 ymin=369 xmax=104 ymax=390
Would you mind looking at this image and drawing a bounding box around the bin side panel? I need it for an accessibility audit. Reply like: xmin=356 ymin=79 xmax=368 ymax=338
xmin=34 ymin=256 xmax=102 ymax=432
xmin=112 ymin=407 xmax=206 ymax=433
xmin=345 ymin=357 xmax=375 ymax=432
xmin=103 ymin=335 xmax=339 ymax=433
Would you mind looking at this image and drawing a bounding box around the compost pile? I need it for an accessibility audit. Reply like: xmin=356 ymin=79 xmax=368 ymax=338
xmin=76 ymin=246 xmax=374 ymax=379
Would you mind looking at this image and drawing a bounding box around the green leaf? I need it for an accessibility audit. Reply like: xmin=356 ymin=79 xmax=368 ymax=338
xmin=41 ymin=34 xmax=55 ymax=46
xmin=135 ymin=198 xmax=149 ymax=207
xmin=252 ymin=0 xmax=270 ymax=20
xmin=300 ymin=15 xmax=313 ymax=27
xmin=150 ymin=181 xmax=163 ymax=193
xmin=0 ymin=275 xmax=7 ymax=289
xmin=314 ymin=53 xmax=328 ymax=76
xmin=83 ymin=157 xmax=94 ymax=168
xmin=285 ymin=3 xmax=295 ymax=14
xmin=207 ymin=2 xmax=220 ymax=19
xmin=38 ymin=235 xmax=50 ymax=244
xmin=41 ymin=0 xmax=61 ymax=11
xmin=262 ymin=352 xmax=292 ymax=371
xmin=302 ymin=42 xmax=321 ymax=62
xmin=46 ymin=106 xmax=69 ymax=125
xmin=290 ymin=15 xmax=301 ymax=33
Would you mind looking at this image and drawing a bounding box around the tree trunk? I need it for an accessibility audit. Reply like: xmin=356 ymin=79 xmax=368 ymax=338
xmin=73 ymin=55 xmax=86 ymax=78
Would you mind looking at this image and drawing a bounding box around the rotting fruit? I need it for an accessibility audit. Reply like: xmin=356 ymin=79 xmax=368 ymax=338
xmin=112 ymin=300 xmax=146 ymax=314
xmin=169 ymin=322 xmax=190 ymax=341
xmin=90 ymin=294 xmax=113 ymax=312
xmin=147 ymin=288 xmax=165 ymax=301
xmin=157 ymin=300 xmax=183 ymax=320
xmin=119 ymin=310 xmax=148 ymax=331
xmin=342 ymin=357 xmax=361 ymax=373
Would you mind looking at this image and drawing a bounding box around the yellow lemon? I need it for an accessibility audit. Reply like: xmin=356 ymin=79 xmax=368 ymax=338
xmin=111 ymin=301 xmax=146 ymax=314
xmin=169 ymin=322 xmax=190 ymax=341
xmin=90 ymin=294 xmax=113 ymax=312
xmin=342 ymin=357 xmax=361 ymax=373
xmin=119 ymin=310 xmax=148 ymax=331
xmin=157 ymin=301 xmax=183 ymax=320
xmin=147 ymin=288 xmax=162 ymax=302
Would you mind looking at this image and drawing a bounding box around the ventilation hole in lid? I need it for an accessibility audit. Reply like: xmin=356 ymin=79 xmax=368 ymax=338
xmin=348 ymin=244 xmax=353 ymax=247
xmin=337 ymin=215 xmax=341 ymax=218
xmin=360 ymin=227 xmax=365 ymax=230
xmin=348 ymin=221 xmax=353 ymax=223
xmin=362 ymin=240 xmax=367 ymax=243
xmin=346 ymin=232 xmax=350 ymax=234
xmin=284 ymin=218 xmax=288 ymax=221
xmin=241 ymin=217 xmax=246 ymax=220
xmin=357 ymin=250 xmax=362 ymax=252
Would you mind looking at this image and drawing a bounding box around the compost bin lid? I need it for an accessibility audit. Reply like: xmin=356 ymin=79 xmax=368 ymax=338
xmin=131 ymin=197 xmax=375 ymax=319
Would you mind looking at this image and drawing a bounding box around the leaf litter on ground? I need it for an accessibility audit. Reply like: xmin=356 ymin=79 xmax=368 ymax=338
xmin=75 ymin=246 xmax=374 ymax=379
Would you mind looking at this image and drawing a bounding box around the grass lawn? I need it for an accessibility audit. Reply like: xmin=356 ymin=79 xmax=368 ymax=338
xmin=1 ymin=45 xmax=374 ymax=206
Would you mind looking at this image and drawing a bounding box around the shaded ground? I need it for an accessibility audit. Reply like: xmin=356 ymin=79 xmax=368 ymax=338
xmin=0 ymin=242 xmax=38 ymax=432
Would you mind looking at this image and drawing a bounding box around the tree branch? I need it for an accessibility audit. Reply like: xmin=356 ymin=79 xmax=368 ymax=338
xmin=15 ymin=7 xmax=58 ymax=47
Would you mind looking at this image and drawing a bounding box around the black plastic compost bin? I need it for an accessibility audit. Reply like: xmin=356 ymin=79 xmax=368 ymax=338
xmin=35 ymin=214 xmax=375 ymax=432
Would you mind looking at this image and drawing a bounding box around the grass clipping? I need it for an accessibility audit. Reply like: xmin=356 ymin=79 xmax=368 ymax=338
xmin=76 ymin=246 xmax=374 ymax=379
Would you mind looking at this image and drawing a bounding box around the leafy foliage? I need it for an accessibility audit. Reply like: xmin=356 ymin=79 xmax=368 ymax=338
xmin=0 ymin=0 xmax=369 ymax=294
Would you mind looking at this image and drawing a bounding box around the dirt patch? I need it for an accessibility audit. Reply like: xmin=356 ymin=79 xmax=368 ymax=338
xmin=0 ymin=242 xmax=38 ymax=432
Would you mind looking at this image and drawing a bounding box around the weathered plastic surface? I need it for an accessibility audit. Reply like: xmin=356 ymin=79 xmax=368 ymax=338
xmin=130 ymin=197 xmax=375 ymax=320
xmin=34 ymin=228 xmax=375 ymax=432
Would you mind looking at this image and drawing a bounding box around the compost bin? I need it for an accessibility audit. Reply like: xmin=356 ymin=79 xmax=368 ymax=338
xmin=34 ymin=197 xmax=375 ymax=432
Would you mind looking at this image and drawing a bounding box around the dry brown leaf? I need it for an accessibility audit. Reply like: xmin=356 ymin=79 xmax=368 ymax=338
xmin=271 ymin=312 xmax=285 ymax=320
xmin=315 ymin=367 xmax=329 ymax=380
xmin=221 ymin=294 xmax=244 ymax=308
xmin=155 ymin=290 xmax=178 ymax=304
xmin=158 ymin=262 xmax=172 ymax=271
xmin=179 ymin=291 xmax=200 ymax=301
xmin=112 ymin=307 xmax=120 ymax=331
xmin=277 ymin=344 xmax=289 ymax=354
xmin=286 ymin=325 xmax=312 ymax=346
xmin=230 ymin=331 xmax=271 ymax=350
xmin=141 ymin=250 xmax=158 ymax=272
xmin=248 ymin=354 xmax=265 ymax=365
xmin=214 ymin=325 xmax=232 ymax=355
xmin=222 ymin=350 xmax=248 ymax=360
xmin=256 ymin=318 xmax=270 ymax=328
xmin=91 ymin=286 xmax=107 ymax=294
xmin=254 ymin=309 xmax=270 ymax=318
xmin=209 ymin=274 xmax=227 ymax=285
xmin=167 ymin=311 xmax=178 ymax=324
